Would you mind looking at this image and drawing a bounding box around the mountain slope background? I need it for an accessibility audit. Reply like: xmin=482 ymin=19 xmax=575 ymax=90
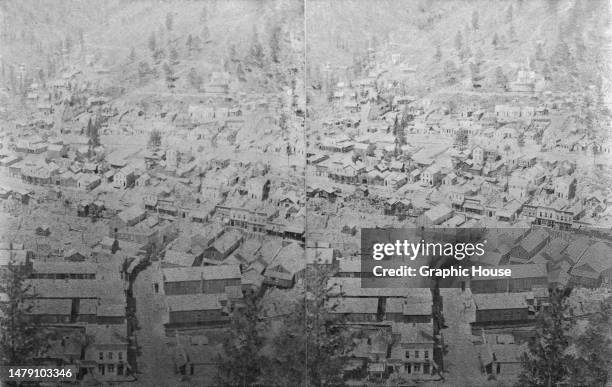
xmin=306 ymin=0 xmax=611 ymax=99
xmin=0 ymin=0 xmax=304 ymax=100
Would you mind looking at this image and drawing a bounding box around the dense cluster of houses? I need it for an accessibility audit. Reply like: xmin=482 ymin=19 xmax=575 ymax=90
xmin=1 ymin=10 xmax=612 ymax=385
xmin=0 ymin=241 xmax=132 ymax=382
xmin=0 ymin=61 xmax=309 ymax=383
xmin=307 ymin=61 xmax=612 ymax=234
xmin=319 ymin=224 xmax=612 ymax=382
xmin=304 ymin=49 xmax=612 ymax=384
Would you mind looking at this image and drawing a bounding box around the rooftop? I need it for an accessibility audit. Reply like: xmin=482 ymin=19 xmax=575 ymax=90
xmin=473 ymin=293 xmax=529 ymax=310
xmin=166 ymin=293 xmax=226 ymax=312
xmin=162 ymin=265 xmax=241 ymax=282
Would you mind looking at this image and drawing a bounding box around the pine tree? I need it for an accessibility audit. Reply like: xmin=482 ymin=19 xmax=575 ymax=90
xmin=0 ymin=262 xmax=49 ymax=365
xmin=461 ymin=44 xmax=472 ymax=61
xmin=371 ymin=34 xmax=379 ymax=50
xmin=470 ymin=61 xmax=480 ymax=85
xmin=508 ymin=24 xmax=516 ymax=42
xmin=394 ymin=136 xmax=402 ymax=158
xmin=169 ymin=46 xmax=179 ymax=64
xmin=128 ymin=47 xmax=136 ymax=62
xmin=216 ymin=292 xmax=265 ymax=386
xmin=186 ymin=35 xmax=193 ymax=52
xmin=236 ymin=62 xmax=245 ymax=81
xmin=454 ymin=30 xmax=463 ymax=53
xmin=434 ymin=45 xmax=442 ymax=62
xmin=64 ymin=35 xmax=73 ymax=53
xmin=8 ymin=65 xmax=15 ymax=92
xmin=454 ymin=129 xmax=469 ymax=150
xmin=517 ymin=288 xmax=574 ymax=387
xmin=326 ymin=87 xmax=334 ymax=103
xmin=444 ymin=60 xmax=458 ymax=84
xmin=201 ymin=25 xmax=210 ymax=42
xmin=471 ymin=10 xmax=479 ymax=30
xmin=506 ymin=4 xmax=513 ymax=23
xmin=574 ymin=34 xmax=586 ymax=59
xmin=535 ymin=43 xmax=545 ymax=61
xmin=163 ymin=62 xmax=175 ymax=87
xmin=165 ymin=12 xmax=173 ymax=31
xmin=258 ymin=264 xmax=354 ymax=386
xmin=392 ymin=115 xmax=399 ymax=136
xmin=279 ymin=111 xmax=290 ymax=136
xmin=474 ymin=47 xmax=484 ymax=65
xmin=228 ymin=44 xmax=237 ymax=62
xmin=148 ymin=33 xmax=156 ymax=55
xmin=86 ymin=116 xmax=100 ymax=147
xmin=249 ymin=27 xmax=265 ymax=68
xmin=46 ymin=57 xmax=55 ymax=78
xmin=187 ymin=67 xmax=202 ymax=90
xmin=86 ymin=118 xmax=94 ymax=145
xmin=517 ymin=131 xmax=525 ymax=147
xmin=138 ymin=61 xmax=151 ymax=84
xmin=552 ymin=40 xmax=571 ymax=67
xmin=567 ymin=297 xmax=612 ymax=386
xmin=269 ymin=25 xmax=282 ymax=64
xmin=495 ymin=66 xmax=507 ymax=89
xmin=352 ymin=52 xmax=363 ymax=76
xmin=192 ymin=36 xmax=202 ymax=52
xmin=394 ymin=114 xmax=407 ymax=147
xmin=400 ymin=105 xmax=411 ymax=129
xmin=38 ymin=69 xmax=45 ymax=86
xmin=148 ymin=129 xmax=162 ymax=148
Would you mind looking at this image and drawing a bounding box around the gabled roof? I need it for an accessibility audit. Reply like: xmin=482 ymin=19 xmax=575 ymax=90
xmin=163 ymin=250 xmax=197 ymax=267
xmin=306 ymin=247 xmax=333 ymax=265
xmin=166 ymin=293 xmax=226 ymax=312
xmin=391 ymin=322 xmax=434 ymax=344
xmin=162 ymin=265 xmax=241 ymax=282
xmin=574 ymin=242 xmax=612 ymax=274
xmin=518 ymin=229 xmax=549 ymax=254
xmin=269 ymin=242 xmax=305 ymax=275
xmin=473 ymin=293 xmax=529 ymax=310
xmin=563 ymin=237 xmax=590 ymax=264
xmin=118 ymin=204 xmax=145 ymax=224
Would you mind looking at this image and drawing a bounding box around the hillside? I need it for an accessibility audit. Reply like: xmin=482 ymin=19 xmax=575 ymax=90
xmin=0 ymin=0 xmax=304 ymax=101
xmin=306 ymin=0 xmax=611 ymax=97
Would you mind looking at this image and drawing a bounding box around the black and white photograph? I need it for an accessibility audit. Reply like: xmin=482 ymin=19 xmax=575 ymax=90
xmin=0 ymin=0 xmax=611 ymax=386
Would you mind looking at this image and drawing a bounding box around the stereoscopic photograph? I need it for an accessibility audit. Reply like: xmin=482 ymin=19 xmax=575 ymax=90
xmin=0 ymin=0 xmax=610 ymax=386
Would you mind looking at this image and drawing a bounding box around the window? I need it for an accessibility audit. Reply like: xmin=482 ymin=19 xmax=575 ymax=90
xmin=99 ymin=352 xmax=104 ymax=361
xmin=108 ymin=352 xmax=113 ymax=360
xmin=414 ymin=363 xmax=421 ymax=373
xmin=98 ymin=365 xmax=105 ymax=375
xmin=117 ymin=364 xmax=124 ymax=376
xmin=415 ymin=350 xmax=420 ymax=359
xmin=424 ymin=350 xmax=429 ymax=359
xmin=404 ymin=350 xmax=410 ymax=359
xmin=405 ymin=364 xmax=411 ymax=374
xmin=423 ymin=363 xmax=430 ymax=374
xmin=118 ymin=352 xmax=123 ymax=361
xmin=108 ymin=364 xmax=115 ymax=373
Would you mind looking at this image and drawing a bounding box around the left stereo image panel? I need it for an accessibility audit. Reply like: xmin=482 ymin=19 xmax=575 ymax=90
xmin=0 ymin=1 xmax=308 ymax=386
